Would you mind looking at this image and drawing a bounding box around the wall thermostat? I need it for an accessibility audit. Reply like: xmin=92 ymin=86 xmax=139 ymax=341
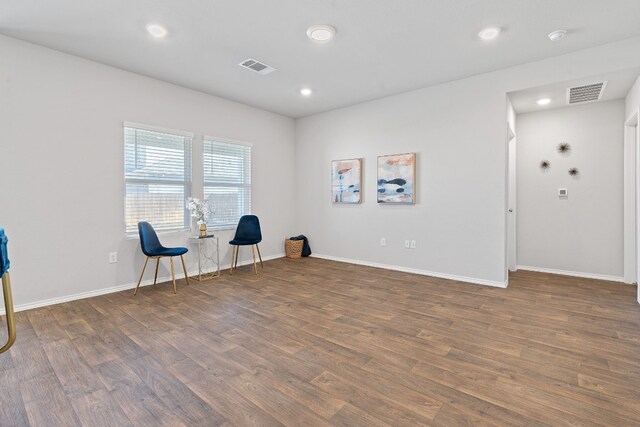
xmin=558 ymin=188 xmax=568 ymax=198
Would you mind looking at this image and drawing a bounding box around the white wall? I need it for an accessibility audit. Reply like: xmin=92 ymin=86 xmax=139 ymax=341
xmin=296 ymin=81 xmax=508 ymax=286
xmin=0 ymin=35 xmax=296 ymax=310
xmin=295 ymin=37 xmax=640 ymax=286
xmin=516 ymin=101 xmax=625 ymax=278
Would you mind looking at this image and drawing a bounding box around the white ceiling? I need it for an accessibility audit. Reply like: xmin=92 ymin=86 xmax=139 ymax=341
xmin=2 ymin=0 xmax=640 ymax=118
xmin=509 ymin=67 xmax=640 ymax=114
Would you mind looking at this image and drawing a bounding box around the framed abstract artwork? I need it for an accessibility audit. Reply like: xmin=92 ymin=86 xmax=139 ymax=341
xmin=331 ymin=158 xmax=362 ymax=203
xmin=377 ymin=153 xmax=416 ymax=204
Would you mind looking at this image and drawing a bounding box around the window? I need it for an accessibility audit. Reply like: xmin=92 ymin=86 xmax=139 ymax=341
xmin=203 ymin=138 xmax=252 ymax=229
xmin=124 ymin=123 xmax=192 ymax=235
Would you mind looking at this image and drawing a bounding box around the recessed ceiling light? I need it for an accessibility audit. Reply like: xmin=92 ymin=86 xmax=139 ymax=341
xmin=548 ymin=30 xmax=567 ymax=42
xmin=537 ymin=98 xmax=551 ymax=106
xmin=146 ymin=23 xmax=168 ymax=38
xmin=307 ymin=25 xmax=336 ymax=42
xmin=478 ymin=27 xmax=501 ymax=41
xmin=300 ymin=88 xmax=312 ymax=96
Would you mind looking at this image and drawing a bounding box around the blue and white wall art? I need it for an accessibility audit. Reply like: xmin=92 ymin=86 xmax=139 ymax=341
xmin=377 ymin=153 xmax=416 ymax=204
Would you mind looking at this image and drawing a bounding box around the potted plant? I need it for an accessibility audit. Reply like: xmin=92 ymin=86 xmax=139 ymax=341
xmin=186 ymin=197 xmax=211 ymax=236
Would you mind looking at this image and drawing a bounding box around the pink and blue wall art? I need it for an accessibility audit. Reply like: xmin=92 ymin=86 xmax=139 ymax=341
xmin=331 ymin=158 xmax=362 ymax=203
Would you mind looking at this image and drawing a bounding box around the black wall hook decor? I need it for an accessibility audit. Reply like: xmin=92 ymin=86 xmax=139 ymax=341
xmin=557 ymin=142 xmax=571 ymax=156
xmin=568 ymin=167 xmax=579 ymax=177
xmin=540 ymin=160 xmax=551 ymax=171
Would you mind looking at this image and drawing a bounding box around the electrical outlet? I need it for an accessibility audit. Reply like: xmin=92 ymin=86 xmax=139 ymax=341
xmin=109 ymin=252 xmax=118 ymax=263
xmin=410 ymin=240 xmax=416 ymax=249
xmin=404 ymin=240 xmax=410 ymax=248
xmin=380 ymin=238 xmax=386 ymax=247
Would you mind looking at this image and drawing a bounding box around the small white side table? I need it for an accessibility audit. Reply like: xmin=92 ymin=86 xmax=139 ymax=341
xmin=188 ymin=234 xmax=220 ymax=281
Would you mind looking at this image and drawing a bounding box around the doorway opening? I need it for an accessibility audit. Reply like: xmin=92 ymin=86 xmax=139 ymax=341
xmin=506 ymin=68 xmax=640 ymax=289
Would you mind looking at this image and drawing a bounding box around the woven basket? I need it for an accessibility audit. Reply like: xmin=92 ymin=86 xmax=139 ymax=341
xmin=285 ymin=239 xmax=304 ymax=259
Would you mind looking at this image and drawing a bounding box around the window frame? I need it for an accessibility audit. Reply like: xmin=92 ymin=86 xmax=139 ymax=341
xmin=123 ymin=122 xmax=194 ymax=236
xmin=202 ymin=135 xmax=253 ymax=230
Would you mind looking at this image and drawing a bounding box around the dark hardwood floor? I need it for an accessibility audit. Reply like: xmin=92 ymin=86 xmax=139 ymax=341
xmin=1 ymin=257 xmax=640 ymax=426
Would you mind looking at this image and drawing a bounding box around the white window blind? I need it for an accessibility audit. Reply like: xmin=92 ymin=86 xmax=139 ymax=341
xmin=124 ymin=125 xmax=192 ymax=235
xmin=203 ymin=139 xmax=252 ymax=229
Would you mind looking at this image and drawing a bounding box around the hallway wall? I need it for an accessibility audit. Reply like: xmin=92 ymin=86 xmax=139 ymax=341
xmin=516 ymin=100 xmax=625 ymax=278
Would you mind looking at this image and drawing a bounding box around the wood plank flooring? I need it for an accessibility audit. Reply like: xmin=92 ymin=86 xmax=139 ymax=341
xmin=1 ymin=257 xmax=640 ymax=426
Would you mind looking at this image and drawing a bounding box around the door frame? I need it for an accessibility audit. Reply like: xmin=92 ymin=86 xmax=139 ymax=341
xmin=507 ymin=122 xmax=517 ymax=273
xmin=624 ymin=108 xmax=639 ymax=298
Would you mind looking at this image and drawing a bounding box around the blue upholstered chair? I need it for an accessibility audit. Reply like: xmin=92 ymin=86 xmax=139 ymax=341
xmin=134 ymin=222 xmax=190 ymax=295
xmin=229 ymin=215 xmax=263 ymax=275
xmin=0 ymin=227 xmax=16 ymax=353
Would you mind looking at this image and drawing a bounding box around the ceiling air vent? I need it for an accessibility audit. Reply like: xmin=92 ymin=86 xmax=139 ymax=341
xmin=567 ymin=81 xmax=607 ymax=105
xmin=239 ymin=58 xmax=276 ymax=75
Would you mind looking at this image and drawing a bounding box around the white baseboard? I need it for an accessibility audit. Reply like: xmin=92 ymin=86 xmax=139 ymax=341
xmin=0 ymin=253 xmax=285 ymax=315
xmin=516 ymin=265 xmax=625 ymax=283
xmin=312 ymin=253 xmax=508 ymax=288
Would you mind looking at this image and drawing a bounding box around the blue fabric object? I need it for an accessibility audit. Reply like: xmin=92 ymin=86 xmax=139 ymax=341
xmin=138 ymin=222 xmax=188 ymax=257
xmin=0 ymin=228 xmax=9 ymax=277
xmin=229 ymin=215 xmax=262 ymax=245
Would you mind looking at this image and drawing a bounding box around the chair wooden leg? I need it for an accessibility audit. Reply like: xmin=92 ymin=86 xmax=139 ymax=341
xmin=153 ymin=258 xmax=160 ymax=285
xmin=234 ymin=246 xmax=240 ymax=270
xmin=170 ymin=257 xmax=177 ymax=294
xmin=180 ymin=255 xmax=190 ymax=286
xmin=0 ymin=272 xmax=17 ymax=354
xmin=256 ymin=244 xmax=263 ymax=268
xmin=134 ymin=256 xmax=150 ymax=296
xmin=229 ymin=246 xmax=236 ymax=275
xmin=251 ymin=245 xmax=258 ymax=275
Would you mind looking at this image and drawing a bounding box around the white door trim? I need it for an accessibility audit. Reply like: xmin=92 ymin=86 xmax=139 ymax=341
xmin=507 ymin=122 xmax=517 ymax=273
xmin=623 ymin=109 xmax=639 ymax=300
